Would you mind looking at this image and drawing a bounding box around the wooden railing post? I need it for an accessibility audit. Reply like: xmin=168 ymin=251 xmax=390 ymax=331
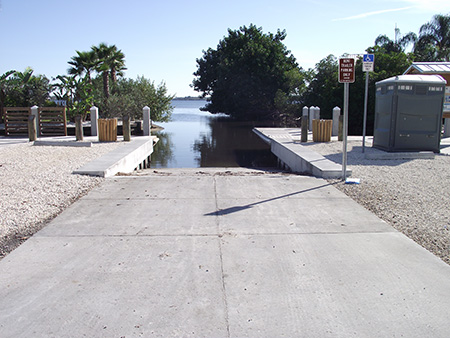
xmin=123 ymin=115 xmax=131 ymax=141
xmin=75 ymin=115 xmax=83 ymax=141
xmin=28 ymin=115 xmax=37 ymax=141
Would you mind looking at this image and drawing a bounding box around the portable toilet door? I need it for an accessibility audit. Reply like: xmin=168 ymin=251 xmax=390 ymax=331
xmin=374 ymin=74 xmax=446 ymax=152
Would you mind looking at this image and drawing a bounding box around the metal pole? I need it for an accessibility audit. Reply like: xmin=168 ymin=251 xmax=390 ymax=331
xmin=342 ymin=83 xmax=349 ymax=180
xmin=362 ymin=71 xmax=369 ymax=153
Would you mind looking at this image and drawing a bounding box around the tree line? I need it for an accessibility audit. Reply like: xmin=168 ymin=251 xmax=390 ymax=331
xmin=1 ymin=43 xmax=173 ymax=123
xmin=193 ymin=14 xmax=450 ymax=134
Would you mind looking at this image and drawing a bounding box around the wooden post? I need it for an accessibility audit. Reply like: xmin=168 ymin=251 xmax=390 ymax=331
xmin=28 ymin=115 xmax=37 ymax=141
xmin=338 ymin=115 xmax=343 ymax=141
xmin=75 ymin=115 xmax=83 ymax=141
xmin=123 ymin=115 xmax=131 ymax=141
xmin=301 ymin=106 xmax=308 ymax=142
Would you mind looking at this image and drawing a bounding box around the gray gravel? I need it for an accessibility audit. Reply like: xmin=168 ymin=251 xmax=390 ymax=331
xmin=305 ymin=140 xmax=450 ymax=265
xmin=0 ymin=141 xmax=123 ymax=258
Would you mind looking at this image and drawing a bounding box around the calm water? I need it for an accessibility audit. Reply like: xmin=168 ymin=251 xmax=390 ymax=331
xmin=150 ymin=100 xmax=277 ymax=168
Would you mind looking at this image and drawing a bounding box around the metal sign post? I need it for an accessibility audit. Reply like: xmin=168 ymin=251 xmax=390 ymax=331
xmin=342 ymin=82 xmax=349 ymax=179
xmin=338 ymin=58 xmax=355 ymax=180
xmin=362 ymin=54 xmax=374 ymax=153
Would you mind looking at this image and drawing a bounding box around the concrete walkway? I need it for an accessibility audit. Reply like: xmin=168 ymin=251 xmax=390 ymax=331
xmin=0 ymin=168 xmax=449 ymax=337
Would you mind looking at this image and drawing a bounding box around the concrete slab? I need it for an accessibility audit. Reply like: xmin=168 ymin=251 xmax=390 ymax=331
xmin=222 ymin=232 xmax=450 ymax=337
xmin=37 ymin=198 xmax=219 ymax=237
xmin=73 ymin=136 xmax=156 ymax=177
xmin=85 ymin=175 xmax=216 ymax=199
xmin=33 ymin=140 xmax=93 ymax=147
xmin=254 ymin=128 xmax=351 ymax=179
xmin=0 ymin=135 xmax=29 ymax=146
xmin=214 ymin=174 xmax=345 ymax=199
xmin=365 ymin=150 xmax=435 ymax=160
xmin=215 ymin=197 xmax=395 ymax=235
xmin=1 ymin=171 xmax=450 ymax=337
xmin=0 ymin=236 xmax=227 ymax=337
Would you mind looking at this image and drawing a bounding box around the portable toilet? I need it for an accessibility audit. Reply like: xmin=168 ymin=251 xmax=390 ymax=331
xmin=373 ymin=74 xmax=446 ymax=152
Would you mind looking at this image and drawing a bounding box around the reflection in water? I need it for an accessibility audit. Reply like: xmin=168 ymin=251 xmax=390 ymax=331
xmin=150 ymin=100 xmax=278 ymax=168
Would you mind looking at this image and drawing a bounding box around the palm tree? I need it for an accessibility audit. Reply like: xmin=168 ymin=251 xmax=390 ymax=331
xmin=52 ymin=75 xmax=75 ymax=103
xmin=375 ymin=27 xmax=417 ymax=53
xmin=109 ymin=48 xmax=126 ymax=84
xmin=415 ymin=14 xmax=450 ymax=61
xmin=91 ymin=43 xmax=126 ymax=98
xmin=14 ymin=67 xmax=34 ymax=85
xmin=67 ymin=50 xmax=98 ymax=83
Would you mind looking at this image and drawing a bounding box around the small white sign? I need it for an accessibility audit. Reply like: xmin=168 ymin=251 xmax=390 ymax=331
xmin=362 ymin=54 xmax=374 ymax=72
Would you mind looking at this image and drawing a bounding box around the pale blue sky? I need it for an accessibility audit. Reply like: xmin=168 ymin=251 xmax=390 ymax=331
xmin=1 ymin=0 xmax=449 ymax=97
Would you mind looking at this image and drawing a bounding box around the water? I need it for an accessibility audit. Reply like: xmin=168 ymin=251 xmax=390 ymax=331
xmin=150 ymin=99 xmax=277 ymax=168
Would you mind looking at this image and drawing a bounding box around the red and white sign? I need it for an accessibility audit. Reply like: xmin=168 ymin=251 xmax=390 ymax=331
xmin=339 ymin=58 xmax=355 ymax=83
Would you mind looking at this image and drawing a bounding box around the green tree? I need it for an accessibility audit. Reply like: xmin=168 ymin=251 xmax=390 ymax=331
xmin=0 ymin=70 xmax=16 ymax=122
xmin=192 ymin=24 xmax=305 ymax=120
xmin=374 ymin=28 xmax=417 ymax=53
xmin=302 ymin=55 xmax=341 ymax=119
xmin=67 ymin=50 xmax=98 ymax=83
xmin=92 ymin=76 xmax=173 ymax=121
xmin=414 ymin=14 xmax=450 ymax=61
xmin=4 ymin=68 xmax=51 ymax=107
xmin=91 ymin=43 xmax=126 ymax=99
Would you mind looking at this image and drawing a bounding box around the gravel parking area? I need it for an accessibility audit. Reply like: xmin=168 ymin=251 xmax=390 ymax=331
xmin=0 ymin=141 xmax=123 ymax=258
xmin=305 ymin=140 xmax=450 ymax=265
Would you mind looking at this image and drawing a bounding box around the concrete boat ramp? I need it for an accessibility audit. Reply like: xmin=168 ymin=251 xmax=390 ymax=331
xmin=1 ymin=133 xmax=450 ymax=336
xmin=254 ymin=127 xmax=352 ymax=179
xmin=73 ymin=136 xmax=157 ymax=177
xmin=1 ymin=168 xmax=450 ymax=337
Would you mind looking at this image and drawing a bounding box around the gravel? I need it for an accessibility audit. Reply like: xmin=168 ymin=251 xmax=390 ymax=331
xmin=0 ymin=141 xmax=123 ymax=258
xmin=304 ymin=140 xmax=450 ymax=265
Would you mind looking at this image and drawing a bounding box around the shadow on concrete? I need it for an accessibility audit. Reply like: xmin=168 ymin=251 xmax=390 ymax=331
xmin=204 ymin=182 xmax=334 ymax=216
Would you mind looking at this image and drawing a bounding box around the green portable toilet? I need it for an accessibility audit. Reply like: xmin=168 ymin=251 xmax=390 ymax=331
xmin=374 ymin=74 xmax=446 ymax=152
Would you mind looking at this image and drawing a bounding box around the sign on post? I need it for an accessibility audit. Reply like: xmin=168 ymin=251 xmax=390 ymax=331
xmin=338 ymin=57 xmax=355 ymax=180
xmin=362 ymin=54 xmax=374 ymax=72
xmin=362 ymin=54 xmax=374 ymax=153
xmin=339 ymin=58 xmax=355 ymax=83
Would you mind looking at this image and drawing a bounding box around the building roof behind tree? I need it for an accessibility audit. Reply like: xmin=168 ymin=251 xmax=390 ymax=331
xmin=404 ymin=62 xmax=450 ymax=74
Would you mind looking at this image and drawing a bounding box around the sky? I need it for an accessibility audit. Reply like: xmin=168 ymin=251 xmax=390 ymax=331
xmin=1 ymin=0 xmax=450 ymax=97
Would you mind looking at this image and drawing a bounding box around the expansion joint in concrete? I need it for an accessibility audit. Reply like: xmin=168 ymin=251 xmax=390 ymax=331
xmin=212 ymin=176 xmax=231 ymax=337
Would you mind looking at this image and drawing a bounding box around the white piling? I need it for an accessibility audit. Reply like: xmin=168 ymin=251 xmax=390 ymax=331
xmin=332 ymin=106 xmax=341 ymax=136
xmin=90 ymin=106 xmax=99 ymax=136
xmin=314 ymin=106 xmax=320 ymax=120
xmin=143 ymin=106 xmax=151 ymax=136
xmin=308 ymin=106 xmax=314 ymax=131
xmin=31 ymin=105 xmax=39 ymax=136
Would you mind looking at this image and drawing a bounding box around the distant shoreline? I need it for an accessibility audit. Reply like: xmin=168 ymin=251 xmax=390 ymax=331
xmin=173 ymin=96 xmax=207 ymax=101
